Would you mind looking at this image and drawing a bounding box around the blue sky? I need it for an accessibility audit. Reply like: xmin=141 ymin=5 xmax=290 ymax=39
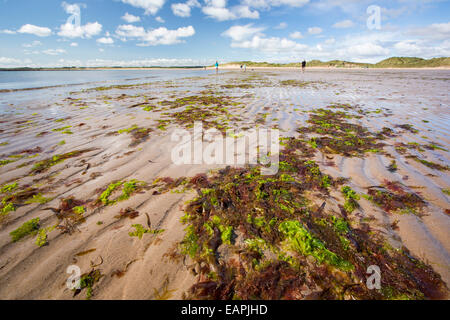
xmin=0 ymin=0 xmax=449 ymax=67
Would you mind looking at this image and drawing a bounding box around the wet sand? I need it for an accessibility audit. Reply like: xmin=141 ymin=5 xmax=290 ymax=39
xmin=0 ymin=68 xmax=449 ymax=299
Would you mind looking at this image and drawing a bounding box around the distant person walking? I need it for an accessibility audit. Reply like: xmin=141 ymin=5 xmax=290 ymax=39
xmin=215 ymin=61 xmax=219 ymax=74
xmin=244 ymin=64 xmax=247 ymax=72
xmin=302 ymin=60 xmax=306 ymax=73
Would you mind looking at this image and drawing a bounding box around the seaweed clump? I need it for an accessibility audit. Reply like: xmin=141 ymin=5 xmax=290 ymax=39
xmin=366 ymin=181 xmax=427 ymax=215
xmin=156 ymin=139 xmax=446 ymax=300
xmin=297 ymin=108 xmax=386 ymax=156
xmin=30 ymin=148 xmax=95 ymax=174
xmin=96 ymin=179 xmax=146 ymax=206
xmin=74 ymin=269 xmax=103 ymax=300
xmin=129 ymin=224 xmax=164 ymax=239
xmin=117 ymin=125 xmax=153 ymax=147
xmin=10 ymin=218 xmax=40 ymax=242
xmin=157 ymin=95 xmax=241 ymax=131
xmin=406 ymin=155 xmax=449 ymax=171
xmin=159 ymin=95 xmax=234 ymax=109
xmin=1 ymin=184 xmax=52 ymax=220
xmin=280 ymin=80 xmax=322 ymax=88
xmin=221 ymin=84 xmax=254 ymax=89
xmin=341 ymin=186 xmax=360 ymax=214
xmin=40 ymin=197 xmax=86 ymax=234
xmin=396 ymin=124 xmax=419 ymax=134
xmin=0 ymin=147 xmax=42 ymax=168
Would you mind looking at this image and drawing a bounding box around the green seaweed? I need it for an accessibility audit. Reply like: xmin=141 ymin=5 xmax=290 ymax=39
xmin=387 ymin=160 xmax=398 ymax=172
xmin=31 ymin=149 xmax=94 ymax=174
xmin=181 ymin=224 xmax=199 ymax=258
xmin=279 ymin=220 xmax=353 ymax=271
xmin=280 ymin=80 xmax=321 ymax=87
xmin=73 ymin=206 xmax=85 ymax=214
xmin=1 ymin=182 xmax=18 ymax=193
xmin=35 ymin=225 xmax=56 ymax=247
xmin=408 ymin=156 xmax=449 ymax=171
xmin=297 ymin=107 xmax=387 ymax=156
xmin=368 ymin=181 xmax=427 ymax=215
xmin=129 ymin=224 xmax=164 ymax=239
xmin=52 ymin=126 xmax=73 ymax=134
xmin=10 ymin=218 xmax=40 ymax=242
xmin=98 ymin=179 xmax=146 ymax=206
xmin=1 ymin=202 xmax=15 ymax=216
xmin=397 ymin=124 xmax=419 ymax=134
xmin=117 ymin=124 xmax=138 ymax=134
xmin=77 ymin=269 xmax=103 ymax=300
xmin=341 ymin=186 xmax=360 ymax=213
xmin=98 ymin=181 xmax=123 ymax=205
xmin=35 ymin=229 xmax=48 ymax=247
xmin=0 ymin=159 xmax=14 ymax=167
xmin=24 ymin=193 xmax=51 ymax=204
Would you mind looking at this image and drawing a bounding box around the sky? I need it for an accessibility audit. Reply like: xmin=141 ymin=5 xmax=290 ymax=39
xmin=0 ymin=0 xmax=449 ymax=67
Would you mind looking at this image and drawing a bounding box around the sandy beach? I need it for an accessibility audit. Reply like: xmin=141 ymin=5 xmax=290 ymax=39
xmin=0 ymin=68 xmax=449 ymax=300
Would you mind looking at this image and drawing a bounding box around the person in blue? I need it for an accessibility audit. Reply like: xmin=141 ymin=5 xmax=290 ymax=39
xmin=215 ymin=61 xmax=219 ymax=74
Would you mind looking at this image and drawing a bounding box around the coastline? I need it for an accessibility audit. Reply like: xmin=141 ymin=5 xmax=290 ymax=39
xmin=212 ymin=65 xmax=450 ymax=70
xmin=2 ymin=66 xmax=450 ymax=72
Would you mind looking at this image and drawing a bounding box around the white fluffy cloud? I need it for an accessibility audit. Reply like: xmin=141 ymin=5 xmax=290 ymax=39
xmin=242 ymin=0 xmax=309 ymax=9
xmin=18 ymin=24 xmax=52 ymax=37
xmin=70 ymin=42 xmax=78 ymax=47
xmin=116 ymin=24 xmax=195 ymax=45
xmin=202 ymin=6 xmax=234 ymax=20
xmin=393 ymin=40 xmax=423 ymax=55
xmin=172 ymin=3 xmax=192 ymax=17
xmin=332 ymin=20 xmax=354 ymax=28
xmin=289 ymin=31 xmax=303 ymax=39
xmin=221 ymin=24 xmax=264 ymax=42
xmin=58 ymin=3 xmax=102 ymax=38
xmin=171 ymin=0 xmax=200 ymax=17
xmin=308 ymin=27 xmax=322 ymax=35
xmin=97 ymin=37 xmax=115 ymax=44
xmin=42 ymin=49 xmax=67 ymax=56
xmin=345 ymin=43 xmax=389 ymax=57
xmin=410 ymin=22 xmax=450 ymax=41
xmin=202 ymin=0 xmax=259 ymax=21
xmin=156 ymin=16 xmax=165 ymax=23
xmin=121 ymin=0 xmax=166 ymax=15
xmin=231 ymin=36 xmax=308 ymax=54
xmin=0 ymin=29 xmax=16 ymax=35
xmin=122 ymin=12 xmax=141 ymax=23
xmin=222 ymin=24 xmax=307 ymax=54
xmin=58 ymin=22 xmax=103 ymax=38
